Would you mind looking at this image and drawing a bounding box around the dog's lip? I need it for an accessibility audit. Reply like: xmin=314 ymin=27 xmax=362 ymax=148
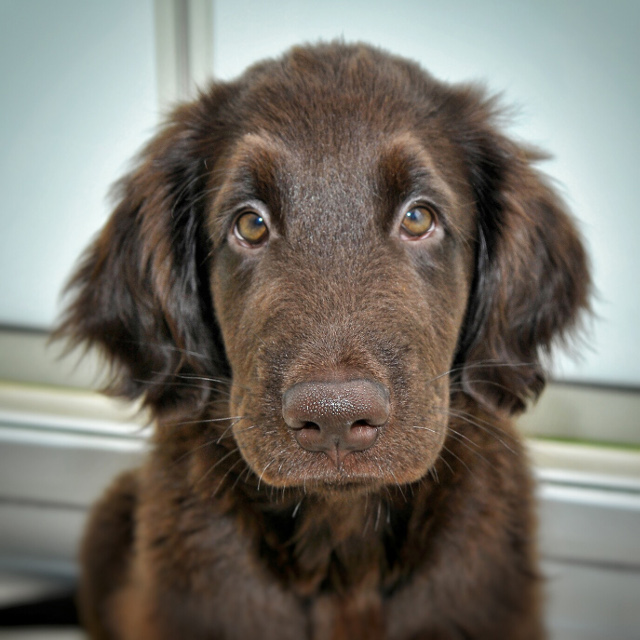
xmin=298 ymin=470 xmax=386 ymax=492
xmin=290 ymin=445 xmax=387 ymax=484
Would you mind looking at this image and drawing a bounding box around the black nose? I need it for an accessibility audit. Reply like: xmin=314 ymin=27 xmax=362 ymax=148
xmin=282 ymin=379 xmax=389 ymax=468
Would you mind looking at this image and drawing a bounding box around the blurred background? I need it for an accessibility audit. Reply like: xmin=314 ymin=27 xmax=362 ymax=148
xmin=0 ymin=1 xmax=638 ymax=638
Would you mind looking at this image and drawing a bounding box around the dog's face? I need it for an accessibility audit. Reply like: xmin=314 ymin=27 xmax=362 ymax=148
xmin=208 ymin=93 xmax=477 ymax=488
xmin=58 ymin=44 xmax=589 ymax=493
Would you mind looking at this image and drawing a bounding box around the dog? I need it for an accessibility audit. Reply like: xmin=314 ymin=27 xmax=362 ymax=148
xmin=57 ymin=42 xmax=590 ymax=639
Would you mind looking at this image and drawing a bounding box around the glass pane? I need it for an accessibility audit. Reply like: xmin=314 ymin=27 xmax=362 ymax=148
xmin=0 ymin=0 xmax=159 ymax=329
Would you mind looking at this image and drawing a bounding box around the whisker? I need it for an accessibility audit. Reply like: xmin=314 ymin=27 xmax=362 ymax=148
xmin=133 ymin=378 xmax=233 ymax=396
xmin=215 ymin=421 xmax=262 ymax=444
xmin=426 ymin=360 xmax=537 ymax=387
xmin=435 ymin=407 xmax=518 ymax=454
xmin=435 ymin=451 xmax=455 ymax=476
xmin=444 ymin=430 xmax=491 ymax=466
xmin=231 ymin=464 xmax=254 ymax=491
xmin=408 ymin=425 xmax=438 ymax=433
xmin=388 ymin=469 xmax=406 ymax=501
xmin=257 ymin=459 xmax=276 ymax=491
xmin=453 ymin=377 xmax=527 ymax=396
xmin=168 ymin=428 xmax=243 ymax=467
xmin=212 ymin=457 xmax=246 ymax=496
xmin=170 ymin=373 xmax=233 ymax=386
xmin=440 ymin=442 xmax=472 ymax=475
xmin=170 ymin=373 xmax=259 ymax=398
xmin=108 ymin=339 xmax=212 ymax=362
xmin=195 ymin=447 xmax=242 ymax=488
xmin=166 ymin=415 xmax=247 ymax=429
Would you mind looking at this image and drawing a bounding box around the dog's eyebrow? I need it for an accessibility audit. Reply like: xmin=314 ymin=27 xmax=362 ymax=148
xmin=210 ymin=133 xmax=289 ymax=233
xmin=378 ymin=133 xmax=456 ymax=209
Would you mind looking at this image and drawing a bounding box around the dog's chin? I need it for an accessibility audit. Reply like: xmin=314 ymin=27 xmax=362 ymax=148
xmin=242 ymin=446 xmax=437 ymax=493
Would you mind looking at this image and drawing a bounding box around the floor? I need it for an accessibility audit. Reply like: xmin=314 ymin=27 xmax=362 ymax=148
xmin=0 ymin=573 xmax=82 ymax=640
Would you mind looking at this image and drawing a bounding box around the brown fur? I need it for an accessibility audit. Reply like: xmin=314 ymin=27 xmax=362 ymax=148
xmin=56 ymin=43 xmax=590 ymax=639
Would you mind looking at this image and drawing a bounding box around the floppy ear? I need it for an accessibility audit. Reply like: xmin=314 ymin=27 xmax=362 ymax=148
xmin=55 ymin=91 xmax=231 ymax=412
xmin=452 ymin=89 xmax=591 ymax=414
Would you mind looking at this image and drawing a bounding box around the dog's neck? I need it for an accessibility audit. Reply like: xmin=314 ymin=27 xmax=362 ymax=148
xmin=290 ymin=492 xmax=398 ymax=594
xmin=242 ymin=480 xmax=440 ymax=599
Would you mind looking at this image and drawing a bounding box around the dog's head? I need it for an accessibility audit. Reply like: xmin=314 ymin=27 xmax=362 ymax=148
xmin=58 ymin=44 xmax=589 ymax=491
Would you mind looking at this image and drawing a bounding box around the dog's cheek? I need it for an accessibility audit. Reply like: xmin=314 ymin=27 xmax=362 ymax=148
xmin=376 ymin=257 xmax=472 ymax=481
xmin=210 ymin=250 xmax=267 ymax=382
xmin=386 ymin=367 xmax=451 ymax=484
xmin=226 ymin=383 xmax=284 ymax=476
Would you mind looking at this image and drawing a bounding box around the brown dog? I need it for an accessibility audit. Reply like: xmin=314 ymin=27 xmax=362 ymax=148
xmin=57 ymin=43 xmax=590 ymax=639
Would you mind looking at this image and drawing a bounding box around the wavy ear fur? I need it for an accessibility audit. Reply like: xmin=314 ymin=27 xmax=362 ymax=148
xmin=55 ymin=93 xmax=231 ymax=411
xmin=452 ymin=88 xmax=591 ymax=414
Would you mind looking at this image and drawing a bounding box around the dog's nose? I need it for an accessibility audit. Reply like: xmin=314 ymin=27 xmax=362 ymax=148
xmin=282 ymin=379 xmax=389 ymax=468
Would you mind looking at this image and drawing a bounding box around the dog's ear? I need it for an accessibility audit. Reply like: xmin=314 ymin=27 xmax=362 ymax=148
xmin=452 ymin=88 xmax=591 ymax=414
xmin=55 ymin=89 xmax=232 ymax=411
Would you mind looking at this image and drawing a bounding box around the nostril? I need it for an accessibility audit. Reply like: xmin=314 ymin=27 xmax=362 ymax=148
xmin=345 ymin=423 xmax=379 ymax=450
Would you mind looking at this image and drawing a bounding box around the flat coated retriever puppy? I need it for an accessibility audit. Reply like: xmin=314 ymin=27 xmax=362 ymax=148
xmin=57 ymin=43 xmax=590 ymax=639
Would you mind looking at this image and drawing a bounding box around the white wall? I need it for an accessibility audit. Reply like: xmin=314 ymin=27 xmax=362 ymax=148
xmin=0 ymin=0 xmax=159 ymax=328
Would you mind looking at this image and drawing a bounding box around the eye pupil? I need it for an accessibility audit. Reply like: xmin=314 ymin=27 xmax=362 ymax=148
xmin=235 ymin=211 xmax=268 ymax=245
xmin=401 ymin=206 xmax=435 ymax=238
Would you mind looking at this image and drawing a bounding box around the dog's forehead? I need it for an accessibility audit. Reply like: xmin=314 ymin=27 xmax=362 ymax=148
xmin=213 ymin=121 xmax=467 ymax=242
xmin=242 ymin=71 xmax=425 ymax=149
xmin=233 ymin=57 xmax=465 ymax=186
xmin=238 ymin=44 xmax=443 ymax=125
xmin=208 ymin=51 xmax=474 ymax=245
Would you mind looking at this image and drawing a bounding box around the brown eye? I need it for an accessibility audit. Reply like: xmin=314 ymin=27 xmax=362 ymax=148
xmin=234 ymin=211 xmax=268 ymax=246
xmin=400 ymin=205 xmax=436 ymax=239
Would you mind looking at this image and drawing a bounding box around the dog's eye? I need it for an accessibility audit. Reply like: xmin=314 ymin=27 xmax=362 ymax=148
xmin=234 ymin=211 xmax=269 ymax=246
xmin=400 ymin=206 xmax=437 ymax=239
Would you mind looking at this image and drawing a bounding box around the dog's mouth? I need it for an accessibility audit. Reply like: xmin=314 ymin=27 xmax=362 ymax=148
xmin=266 ymin=447 xmax=393 ymax=491
xmin=231 ymin=414 xmax=444 ymax=492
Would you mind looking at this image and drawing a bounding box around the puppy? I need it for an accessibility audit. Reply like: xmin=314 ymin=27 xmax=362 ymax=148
xmin=58 ymin=43 xmax=590 ymax=639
